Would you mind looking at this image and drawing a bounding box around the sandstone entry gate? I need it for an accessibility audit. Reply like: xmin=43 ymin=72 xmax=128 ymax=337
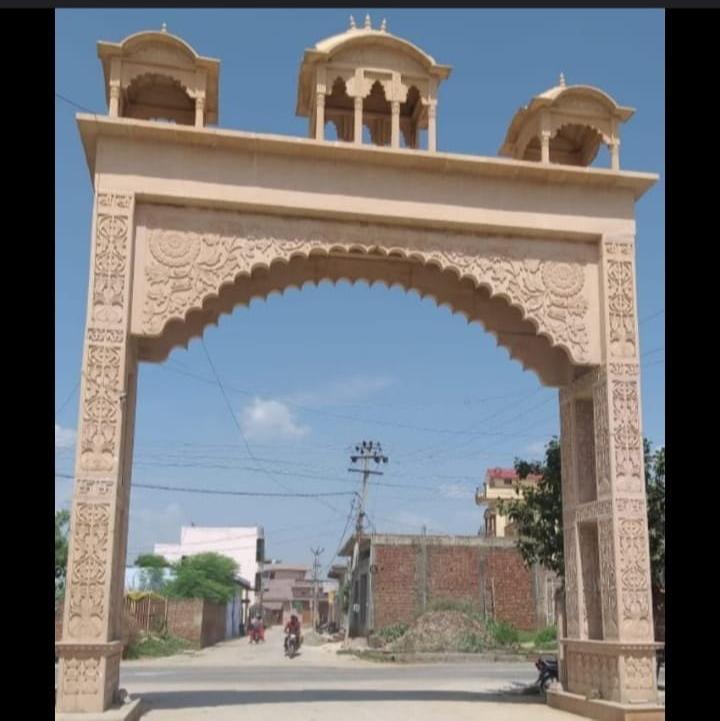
xmin=56 ymin=20 xmax=663 ymax=720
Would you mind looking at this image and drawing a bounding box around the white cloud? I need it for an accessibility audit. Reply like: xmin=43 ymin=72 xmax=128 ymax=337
xmin=285 ymin=374 xmax=394 ymax=408
xmin=439 ymin=482 xmax=474 ymax=500
xmin=55 ymin=424 xmax=76 ymax=450
xmin=241 ymin=398 xmax=310 ymax=441
xmin=525 ymin=440 xmax=547 ymax=456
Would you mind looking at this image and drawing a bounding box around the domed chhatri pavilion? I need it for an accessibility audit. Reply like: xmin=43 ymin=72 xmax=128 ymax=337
xmin=58 ymin=17 xmax=662 ymax=721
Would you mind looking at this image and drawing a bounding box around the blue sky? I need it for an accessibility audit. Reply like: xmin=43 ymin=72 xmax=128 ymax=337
xmin=55 ymin=9 xmax=664 ymax=574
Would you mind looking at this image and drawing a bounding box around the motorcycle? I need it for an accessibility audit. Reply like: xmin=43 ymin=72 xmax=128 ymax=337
xmin=535 ymin=655 xmax=559 ymax=692
xmin=285 ymin=631 xmax=299 ymax=658
xmin=248 ymin=620 xmax=265 ymax=644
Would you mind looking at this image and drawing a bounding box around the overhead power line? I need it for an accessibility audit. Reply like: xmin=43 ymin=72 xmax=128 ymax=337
xmin=133 ymin=482 xmax=355 ymax=498
xmin=55 ymin=474 xmax=355 ymax=499
xmin=199 ymin=339 xmax=343 ymax=515
xmin=161 ymin=362 xmax=538 ymax=437
xmin=55 ymin=92 xmax=97 ymax=114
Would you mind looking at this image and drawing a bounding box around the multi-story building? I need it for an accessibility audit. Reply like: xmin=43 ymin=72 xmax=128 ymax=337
xmin=154 ymin=525 xmax=263 ymax=604
xmin=476 ymin=467 xmax=541 ymax=537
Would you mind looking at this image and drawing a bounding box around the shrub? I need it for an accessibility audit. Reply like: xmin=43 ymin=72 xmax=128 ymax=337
xmin=125 ymin=632 xmax=193 ymax=659
xmin=376 ymin=623 xmax=409 ymax=643
xmin=534 ymin=625 xmax=557 ymax=648
xmin=486 ymin=619 xmax=519 ymax=646
xmin=457 ymin=631 xmax=485 ymax=653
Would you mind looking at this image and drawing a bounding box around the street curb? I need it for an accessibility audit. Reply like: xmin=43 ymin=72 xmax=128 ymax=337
xmin=340 ymin=649 xmax=553 ymax=664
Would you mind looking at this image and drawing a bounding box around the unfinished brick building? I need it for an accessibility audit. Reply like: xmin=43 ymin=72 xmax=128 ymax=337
xmin=339 ymin=533 xmax=559 ymax=636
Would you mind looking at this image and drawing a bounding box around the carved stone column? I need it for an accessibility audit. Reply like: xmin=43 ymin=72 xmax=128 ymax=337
xmin=391 ymin=101 xmax=400 ymax=148
xmin=55 ymin=192 xmax=137 ymax=713
xmin=315 ymin=91 xmax=325 ymax=141
xmin=427 ymin=103 xmax=437 ymax=152
xmin=354 ymin=96 xmax=363 ymax=144
xmin=195 ymin=95 xmax=205 ymax=128
xmin=557 ymin=234 xmax=659 ymax=707
xmin=541 ymin=131 xmax=551 ymax=164
xmin=109 ymin=84 xmax=120 ymax=118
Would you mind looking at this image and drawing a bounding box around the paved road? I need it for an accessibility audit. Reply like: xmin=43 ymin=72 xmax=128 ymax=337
xmin=56 ymin=629 xmax=664 ymax=720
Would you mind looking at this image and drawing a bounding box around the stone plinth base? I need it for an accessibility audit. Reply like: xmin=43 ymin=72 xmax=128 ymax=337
xmin=55 ymin=698 xmax=144 ymax=721
xmin=547 ymin=688 xmax=664 ymax=721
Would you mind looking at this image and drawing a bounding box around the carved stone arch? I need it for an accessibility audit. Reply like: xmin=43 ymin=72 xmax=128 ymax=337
xmin=132 ymin=204 xmax=599 ymax=384
xmin=551 ymin=118 xmax=612 ymax=146
xmin=121 ymin=70 xmax=195 ymax=125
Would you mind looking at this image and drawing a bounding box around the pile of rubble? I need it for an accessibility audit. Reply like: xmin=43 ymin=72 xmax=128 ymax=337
xmin=386 ymin=610 xmax=487 ymax=653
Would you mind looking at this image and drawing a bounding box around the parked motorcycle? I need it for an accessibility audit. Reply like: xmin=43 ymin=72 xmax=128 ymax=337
xmin=535 ymin=655 xmax=559 ymax=692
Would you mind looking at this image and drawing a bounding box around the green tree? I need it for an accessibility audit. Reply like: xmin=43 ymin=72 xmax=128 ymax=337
xmin=55 ymin=509 xmax=71 ymax=600
xmin=497 ymin=436 xmax=665 ymax=592
xmin=135 ymin=553 xmax=169 ymax=568
xmin=498 ymin=437 xmax=564 ymax=576
xmin=644 ymin=440 xmax=665 ymax=593
xmin=164 ymin=552 xmax=238 ymax=604
xmin=134 ymin=554 xmax=170 ymax=593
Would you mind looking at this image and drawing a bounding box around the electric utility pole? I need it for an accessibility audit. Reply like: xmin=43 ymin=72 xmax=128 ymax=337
xmin=345 ymin=441 xmax=388 ymax=640
xmin=310 ymin=546 xmax=324 ymax=630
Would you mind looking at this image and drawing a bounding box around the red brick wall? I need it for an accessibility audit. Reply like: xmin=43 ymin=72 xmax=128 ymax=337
xmin=200 ymin=601 xmax=227 ymax=647
xmin=371 ymin=540 xmax=539 ymax=633
xmin=482 ymin=547 xmax=536 ymax=631
xmin=373 ymin=544 xmax=417 ymax=629
xmin=57 ymin=596 xmax=229 ymax=649
xmin=166 ymin=598 xmax=204 ymax=645
xmin=427 ymin=546 xmax=481 ymax=605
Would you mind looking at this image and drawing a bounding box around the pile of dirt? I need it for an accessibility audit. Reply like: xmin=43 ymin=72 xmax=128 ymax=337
xmin=387 ymin=610 xmax=487 ymax=653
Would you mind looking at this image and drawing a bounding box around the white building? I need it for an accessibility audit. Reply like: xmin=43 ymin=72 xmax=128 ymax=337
xmin=155 ymin=525 xmax=264 ymax=604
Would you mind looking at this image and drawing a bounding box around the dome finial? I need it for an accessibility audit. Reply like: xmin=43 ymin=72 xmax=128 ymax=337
xmin=349 ymin=15 xmax=356 ymax=30
xmin=380 ymin=18 xmax=387 ymax=32
xmin=559 ymin=72 xmax=566 ymax=88
xmin=161 ymin=22 xmax=167 ymax=33
xmin=364 ymin=14 xmax=372 ymax=30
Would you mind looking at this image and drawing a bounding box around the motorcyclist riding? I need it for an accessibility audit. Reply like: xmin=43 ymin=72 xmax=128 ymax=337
xmin=284 ymin=614 xmax=301 ymax=651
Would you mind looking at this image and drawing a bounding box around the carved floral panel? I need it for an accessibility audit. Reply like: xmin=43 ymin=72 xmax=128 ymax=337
xmin=598 ymin=518 xmax=619 ymax=639
xmin=91 ymin=194 xmax=132 ymax=326
xmin=79 ymin=342 xmax=123 ymax=472
xmin=67 ymin=503 xmax=111 ymax=640
xmin=61 ymin=658 xmax=101 ymax=696
xmin=137 ymin=207 xmax=596 ymax=364
xmin=603 ymin=239 xmax=637 ymax=359
xmin=618 ymin=518 xmax=652 ymax=640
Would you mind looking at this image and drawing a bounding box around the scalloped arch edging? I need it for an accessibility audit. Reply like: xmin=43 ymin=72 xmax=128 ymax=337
xmin=137 ymin=206 xmax=594 ymax=366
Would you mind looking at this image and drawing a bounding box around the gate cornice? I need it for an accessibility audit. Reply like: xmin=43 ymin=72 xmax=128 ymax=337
xmin=78 ymin=115 xmax=657 ymax=196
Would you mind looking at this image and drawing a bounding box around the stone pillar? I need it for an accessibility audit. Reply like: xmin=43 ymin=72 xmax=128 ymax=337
xmin=195 ymin=95 xmax=205 ymax=128
xmin=541 ymin=131 xmax=551 ymax=164
xmin=315 ymin=92 xmax=326 ymax=141
xmin=109 ymin=84 xmax=120 ymax=118
xmin=427 ymin=103 xmax=437 ymax=152
xmin=108 ymin=58 xmax=121 ymax=117
xmin=55 ymin=191 xmax=137 ymax=713
xmin=391 ymin=101 xmax=400 ymax=148
xmin=557 ymin=234 xmax=659 ymax=707
xmin=354 ymin=96 xmax=363 ymax=144
xmin=610 ymin=140 xmax=620 ymax=171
